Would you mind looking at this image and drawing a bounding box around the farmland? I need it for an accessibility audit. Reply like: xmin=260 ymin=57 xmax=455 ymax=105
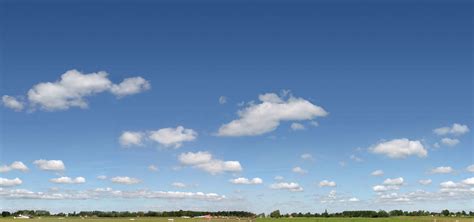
xmin=0 ymin=217 xmax=473 ymax=222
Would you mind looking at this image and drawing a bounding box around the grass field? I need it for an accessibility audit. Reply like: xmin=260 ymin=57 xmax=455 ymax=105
xmin=1 ymin=217 xmax=473 ymax=222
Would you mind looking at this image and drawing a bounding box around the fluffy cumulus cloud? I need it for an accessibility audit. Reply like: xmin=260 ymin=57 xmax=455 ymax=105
xmin=270 ymin=182 xmax=303 ymax=192
xmin=0 ymin=161 xmax=29 ymax=173
xmin=2 ymin=95 xmax=24 ymax=111
xmin=371 ymin=170 xmax=384 ymax=176
xmin=440 ymin=138 xmax=460 ymax=147
xmin=149 ymin=126 xmax=197 ymax=148
xmin=431 ymin=166 xmax=454 ymax=174
xmin=230 ymin=177 xmax=263 ymax=185
xmin=319 ymin=180 xmax=337 ymax=187
xmin=217 ymin=92 xmax=328 ymax=136
xmin=383 ymin=177 xmax=404 ymax=186
xmin=292 ymin=166 xmax=307 ymax=174
xmin=0 ymin=177 xmax=22 ymax=187
xmin=419 ymin=179 xmax=432 ymax=185
xmin=110 ymin=176 xmax=141 ymax=185
xmin=33 ymin=160 xmax=65 ymax=171
xmin=2 ymin=70 xmax=149 ymax=111
xmin=433 ymin=123 xmax=470 ymax=136
xmin=178 ymin=151 xmax=242 ymax=175
xmin=369 ymin=138 xmax=427 ymax=159
xmin=119 ymin=126 xmax=197 ymax=148
xmin=50 ymin=176 xmax=86 ymax=184
xmin=462 ymin=177 xmax=474 ymax=185
xmin=119 ymin=131 xmax=144 ymax=146
xmin=0 ymin=187 xmax=226 ymax=201
xmin=372 ymin=177 xmax=404 ymax=192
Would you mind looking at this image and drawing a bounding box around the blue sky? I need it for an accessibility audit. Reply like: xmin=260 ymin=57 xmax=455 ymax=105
xmin=0 ymin=0 xmax=473 ymax=213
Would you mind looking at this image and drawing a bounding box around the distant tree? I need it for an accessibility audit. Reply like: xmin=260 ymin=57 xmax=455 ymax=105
xmin=269 ymin=210 xmax=281 ymax=218
xmin=2 ymin=212 xmax=11 ymax=217
xmin=322 ymin=210 xmax=329 ymax=217
xmin=441 ymin=209 xmax=450 ymax=217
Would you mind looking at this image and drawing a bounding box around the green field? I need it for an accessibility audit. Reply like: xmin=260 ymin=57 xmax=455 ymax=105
xmin=1 ymin=217 xmax=473 ymax=222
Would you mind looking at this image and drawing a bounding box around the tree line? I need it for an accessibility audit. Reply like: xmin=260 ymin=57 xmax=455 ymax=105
xmin=1 ymin=210 xmax=255 ymax=218
xmin=267 ymin=209 xmax=474 ymax=218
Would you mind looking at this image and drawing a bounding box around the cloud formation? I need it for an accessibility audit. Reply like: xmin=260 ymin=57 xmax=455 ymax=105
xmin=230 ymin=177 xmax=263 ymax=185
xmin=50 ymin=176 xmax=86 ymax=184
xmin=440 ymin=138 xmax=460 ymax=147
xmin=217 ymin=93 xmax=327 ymax=136
xmin=0 ymin=161 xmax=29 ymax=173
xmin=33 ymin=160 xmax=65 ymax=171
xmin=0 ymin=177 xmax=22 ymax=187
xmin=433 ymin=123 xmax=469 ymax=136
xmin=110 ymin=176 xmax=141 ymax=185
xmin=369 ymin=138 xmax=427 ymax=159
xmin=319 ymin=180 xmax=337 ymax=187
xmin=371 ymin=170 xmax=384 ymax=176
xmin=178 ymin=151 xmax=242 ymax=175
xmin=270 ymin=182 xmax=303 ymax=192
xmin=2 ymin=70 xmax=149 ymax=111
xmin=431 ymin=166 xmax=454 ymax=174
xmin=119 ymin=126 xmax=197 ymax=148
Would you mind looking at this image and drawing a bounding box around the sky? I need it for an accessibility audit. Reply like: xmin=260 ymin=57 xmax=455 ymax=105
xmin=0 ymin=0 xmax=473 ymax=214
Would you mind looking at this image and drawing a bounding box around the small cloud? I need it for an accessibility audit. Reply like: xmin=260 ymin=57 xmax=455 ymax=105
xmin=431 ymin=166 xmax=454 ymax=174
xmin=371 ymin=170 xmax=384 ymax=177
xmin=97 ymin=175 xmax=107 ymax=180
xmin=2 ymin=95 xmax=24 ymax=111
xmin=433 ymin=123 xmax=469 ymax=136
xmin=178 ymin=151 xmax=242 ymax=175
xmin=466 ymin=164 xmax=474 ymax=173
xmin=274 ymin=176 xmax=284 ymax=181
xmin=440 ymin=138 xmax=460 ymax=147
xmin=110 ymin=176 xmax=141 ymax=185
xmin=33 ymin=160 xmax=65 ymax=171
xmin=148 ymin=164 xmax=159 ymax=172
xmin=383 ymin=177 xmax=404 ymax=186
xmin=350 ymin=154 xmax=363 ymax=162
xmin=292 ymin=166 xmax=307 ymax=175
xmin=0 ymin=177 xmax=22 ymax=187
xmin=369 ymin=138 xmax=427 ymax=159
xmin=172 ymin=182 xmax=187 ymax=188
xmin=219 ymin=96 xmax=227 ymax=104
xmin=319 ymin=180 xmax=336 ymax=187
xmin=148 ymin=126 xmax=197 ymax=148
xmin=300 ymin=153 xmax=313 ymax=161
xmin=0 ymin=161 xmax=29 ymax=173
xmin=50 ymin=176 xmax=86 ymax=184
xmin=230 ymin=177 xmax=263 ymax=185
xmin=270 ymin=182 xmax=303 ymax=192
xmin=419 ymin=179 xmax=432 ymax=185
xmin=290 ymin=122 xmax=305 ymax=131
xmin=119 ymin=131 xmax=144 ymax=147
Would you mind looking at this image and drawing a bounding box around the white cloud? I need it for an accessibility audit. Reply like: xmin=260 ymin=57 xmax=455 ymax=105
xmin=148 ymin=165 xmax=159 ymax=172
xmin=290 ymin=122 xmax=305 ymax=131
xmin=33 ymin=160 xmax=65 ymax=171
xmin=0 ymin=188 xmax=226 ymax=201
xmin=178 ymin=151 xmax=242 ymax=175
xmin=110 ymin=176 xmax=141 ymax=185
xmin=371 ymin=170 xmax=384 ymax=177
xmin=0 ymin=177 xmax=22 ymax=187
xmin=5 ymin=70 xmax=149 ymax=111
xmin=119 ymin=131 xmax=144 ymax=146
xmin=172 ymin=182 xmax=187 ymax=188
xmin=217 ymin=93 xmax=328 ymax=136
xmin=433 ymin=123 xmax=470 ymax=136
xmin=419 ymin=179 xmax=432 ymax=185
xmin=50 ymin=176 xmax=86 ymax=184
xmin=2 ymin=95 xmax=24 ymax=111
xmin=300 ymin=153 xmax=313 ymax=161
xmin=383 ymin=177 xmax=404 ymax=186
xmin=110 ymin=77 xmax=150 ymax=97
xmin=270 ymin=182 xmax=303 ymax=192
xmin=462 ymin=177 xmax=474 ymax=185
xmin=467 ymin=164 xmax=474 ymax=173
xmin=218 ymin=96 xmax=227 ymax=104
xmin=319 ymin=180 xmax=336 ymax=187
xmin=440 ymin=138 xmax=460 ymax=147
xmin=440 ymin=181 xmax=460 ymax=189
xmin=292 ymin=166 xmax=307 ymax=175
xmin=230 ymin=177 xmax=263 ymax=185
xmin=348 ymin=197 xmax=360 ymax=202
xmin=431 ymin=166 xmax=453 ymax=174
xmin=148 ymin=126 xmax=197 ymax=148
xmin=369 ymin=138 xmax=427 ymax=159
xmin=97 ymin=175 xmax=107 ymax=180
xmin=372 ymin=185 xmax=400 ymax=192
xmin=0 ymin=161 xmax=28 ymax=173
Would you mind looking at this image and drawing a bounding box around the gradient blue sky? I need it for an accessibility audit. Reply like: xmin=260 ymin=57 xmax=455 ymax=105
xmin=1 ymin=0 xmax=473 ymax=213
